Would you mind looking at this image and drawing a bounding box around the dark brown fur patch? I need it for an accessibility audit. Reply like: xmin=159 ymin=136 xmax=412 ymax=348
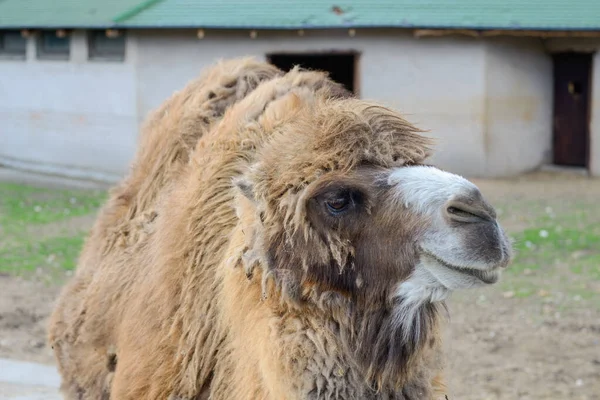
xmin=355 ymin=300 xmax=441 ymax=389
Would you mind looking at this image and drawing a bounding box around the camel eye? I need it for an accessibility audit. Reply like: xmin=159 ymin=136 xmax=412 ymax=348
xmin=325 ymin=195 xmax=351 ymax=215
xmin=316 ymin=187 xmax=364 ymax=217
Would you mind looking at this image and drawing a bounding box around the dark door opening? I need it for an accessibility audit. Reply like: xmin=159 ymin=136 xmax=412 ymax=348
xmin=552 ymin=53 xmax=592 ymax=167
xmin=267 ymin=53 xmax=357 ymax=94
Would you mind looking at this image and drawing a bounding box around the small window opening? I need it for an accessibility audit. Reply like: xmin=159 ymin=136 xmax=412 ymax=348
xmin=88 ymin=30 xmax=126 ymax=61
xmin=37 ymin=31 xmax=70 ymax=60
xmin=267 ymin=53 xmax=358 ymax=94
xmin=0 ymin=30 xmax=26 ymax=58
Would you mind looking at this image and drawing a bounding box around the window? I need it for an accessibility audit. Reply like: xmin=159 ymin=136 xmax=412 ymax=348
xmin=37 ymin=31 xmax=70 ymax=60
xmin=88 ymin=30 xmax=125 ymax=61
xmin=0 ymin=30 xmax=26 ymax=58
xmin=267 ymin=53 xmax=358 ymax=94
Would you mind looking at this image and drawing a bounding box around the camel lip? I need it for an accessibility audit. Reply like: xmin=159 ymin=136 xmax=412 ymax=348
xmin=420 ymin=250 xmax=500 ymax=285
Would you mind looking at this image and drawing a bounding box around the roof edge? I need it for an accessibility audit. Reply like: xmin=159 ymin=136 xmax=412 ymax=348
xmin=107 ymin=23 xmax=600 ymax=32
xmin=2 ymin=25 xmax=600 ymax=35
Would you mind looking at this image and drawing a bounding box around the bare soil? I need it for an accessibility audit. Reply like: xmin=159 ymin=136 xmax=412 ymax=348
xmin=445 ymin=288 xmax=600 ymax=400
xmin=1 ymin=171 xmax=599 ymax=399
xmin=0 ymin=275 xmax=58 ymax=364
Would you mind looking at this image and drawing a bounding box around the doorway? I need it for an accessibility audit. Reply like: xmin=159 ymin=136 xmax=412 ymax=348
xmin=267 ymin=52 xmax=358 ymax=94
xmin=552 ymin=53 xmax=592 ymax=167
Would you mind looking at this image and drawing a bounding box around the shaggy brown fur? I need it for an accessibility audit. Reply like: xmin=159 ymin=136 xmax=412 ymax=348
xmin=48 ymin=58 xmax=459 ymax=399
xmin=49 ymin=58 xmax=283 ymax=399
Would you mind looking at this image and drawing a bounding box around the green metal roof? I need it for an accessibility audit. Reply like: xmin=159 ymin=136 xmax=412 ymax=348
xmin=0 ymin=0 xmax=147 ymax=28
xmin=118 ymin=0 xmax=600 ymax=30
xmin=1 ymin=0 xmax=600 ymax=31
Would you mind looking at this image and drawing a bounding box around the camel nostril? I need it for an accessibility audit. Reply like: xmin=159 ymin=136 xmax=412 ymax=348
xmin=446 ymin=206 xmax=462 ymax=215
xmin=446 ymin=202 xmax=492 ymax=223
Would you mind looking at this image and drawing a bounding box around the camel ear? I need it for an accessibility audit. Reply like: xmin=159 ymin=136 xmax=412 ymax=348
xmin=233 ymin=176 xmax=256 ymax=203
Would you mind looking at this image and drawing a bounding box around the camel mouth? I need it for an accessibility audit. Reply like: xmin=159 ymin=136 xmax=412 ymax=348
xmin=421 ymin=250 xmax=500 ymax=285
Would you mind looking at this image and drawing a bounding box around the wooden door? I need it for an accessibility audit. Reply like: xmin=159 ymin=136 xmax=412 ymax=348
xmin=552 ymin=53 xmax=592 ymax=167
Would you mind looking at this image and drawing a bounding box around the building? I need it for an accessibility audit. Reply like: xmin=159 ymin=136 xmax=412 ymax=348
xmin=1 ymin=0 xmax=600 ymax=181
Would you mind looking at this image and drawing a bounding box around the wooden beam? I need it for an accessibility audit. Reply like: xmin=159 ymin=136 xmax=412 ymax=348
xmin=413 ymin=29 xmax=600 ymax=38
xmin=413 ymin=29 xmax=482 ymax=38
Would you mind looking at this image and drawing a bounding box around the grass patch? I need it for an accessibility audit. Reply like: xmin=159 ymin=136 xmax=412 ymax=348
xmin=0 ymin=182 xmax=106 ymax=230
xmin=0 ymin=234 xmax=87 ymax=275
xmin=499 ymin=205 xmax=600 ymax=307
xmin=0 ymin=182 xmax=106 ymax=278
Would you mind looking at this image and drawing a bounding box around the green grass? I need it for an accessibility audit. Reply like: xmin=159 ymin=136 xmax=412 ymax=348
xmin=0 ymin=182 xmax=106 ymax=230
xmin=500 ymin=204 xmax=600 ymax=308
xmin=0 ymin=234 xmax=87 ymax=274
xmin=0 ymin=182 xmax=106 ymax=278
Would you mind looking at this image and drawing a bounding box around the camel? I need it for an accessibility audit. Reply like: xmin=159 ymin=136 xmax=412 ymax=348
xmin=48 ymin=58 xmax=512 ymax=400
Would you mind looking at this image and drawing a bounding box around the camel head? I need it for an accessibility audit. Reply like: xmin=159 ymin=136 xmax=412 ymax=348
xmin=233 ymin=86 xmax=512 ymax=387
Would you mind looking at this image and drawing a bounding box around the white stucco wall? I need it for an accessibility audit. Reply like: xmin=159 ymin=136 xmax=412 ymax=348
xmin=2 ymin=28 xmax=598 ymax=180
xmin=359 ymin=36 xmax=487 ymax=176
xmin=483 ymin=38 xmax=553 ymax=177
xmin=588 ymin=51 xmax=600 ymax=176
xmin=0 ymin=30 xmax=137 ymax=181
xmin=135 ymin=30 xmax=488 ymax=176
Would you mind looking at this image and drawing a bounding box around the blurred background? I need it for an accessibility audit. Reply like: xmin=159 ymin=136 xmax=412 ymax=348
xmin=0 ymin=1 xmax=598 ymax=399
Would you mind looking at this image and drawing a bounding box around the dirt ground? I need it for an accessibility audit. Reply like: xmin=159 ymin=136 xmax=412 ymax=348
xmin=0 ymin=275 xmax=58 ymax=364
xmin=1 ymin=171 xmax=599 ymax=399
